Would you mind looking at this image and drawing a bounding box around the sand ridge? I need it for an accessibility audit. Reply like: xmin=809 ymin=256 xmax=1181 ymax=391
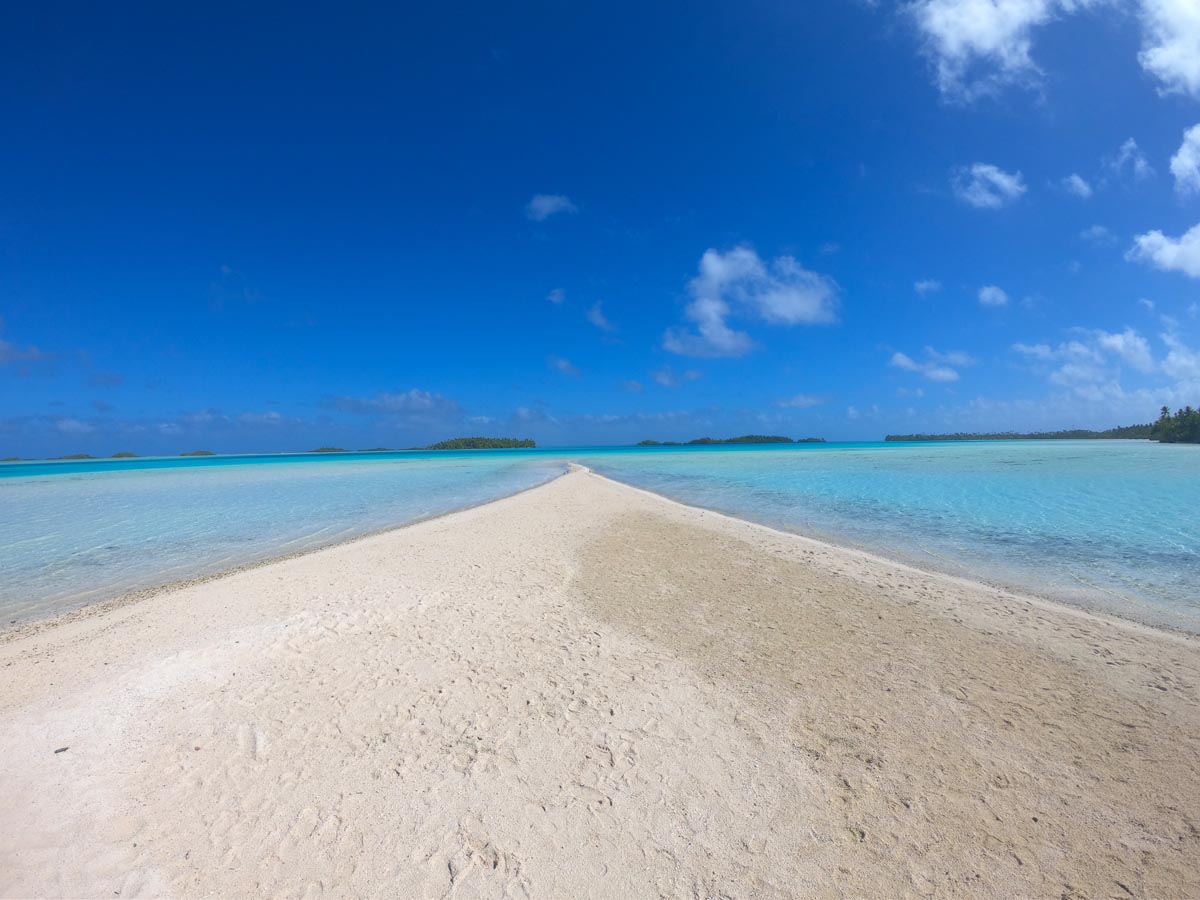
xmin=1 ymin=468 xmax=1197 ymax=898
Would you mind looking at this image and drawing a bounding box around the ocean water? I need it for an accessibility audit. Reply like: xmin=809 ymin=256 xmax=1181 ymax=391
xmin=0 ymin=452 xmax=565 ymax=625
xmin=580 ymin=441 xmax=1200 ymax=632
xmin=2 ymin=441 xmax=1198 ymax=632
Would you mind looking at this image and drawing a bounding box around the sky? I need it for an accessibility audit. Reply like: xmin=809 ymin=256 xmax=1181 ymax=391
xmin=2 ymin=0 xmax=1200 ymax=455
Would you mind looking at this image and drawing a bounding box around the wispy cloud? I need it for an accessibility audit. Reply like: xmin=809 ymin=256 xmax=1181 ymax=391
xmin=1105 ymin=138 xmax=1154 ymax=183
xmin=0 ymin=319 xmax=50 ymax=367
xmin=525 ymin=194 xmax=578 ymax=222
xmin=664 ymin=246 xmax=839 ymax=358
xmin=1059 ymin=173 xmax=1093 ymax=198
xmin=547 ymin=354 xmax=580 ymax=376
xmin=323 ymin=388 xmax=461 ymax=416
xmin=914 ymin=279 xmax=942 ymax=295
xmin=777 ymin=393 xmax=824 ymax=409
xmin=890 ymin=346 xmax=975 ymax=382
xmin=978 ymin=284 xmax=1009 ymax=307
xmin=1171 ymin=123 xmax=1200 ymax=195
xmin=1080 ymin=224 xmax=1116 ymax=244
xmin=546 ymin=288 xmax=565 ymax=304
xmin=1013 ymin=328 xmax=1157 ymax=389
xmin=586 ymin=301 xmax=616 ymax=332
xmin=952 ymin=163 xmax=1026 ymax=209
xmin=87 ymin=372 xmax=125 ymax=388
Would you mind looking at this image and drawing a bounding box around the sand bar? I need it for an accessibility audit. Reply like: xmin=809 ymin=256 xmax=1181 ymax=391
xmin=1 ymin=467 xmax=1198 ymax=898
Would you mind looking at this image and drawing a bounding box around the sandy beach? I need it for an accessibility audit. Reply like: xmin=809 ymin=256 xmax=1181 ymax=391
xmin=2 ymin=466 xmax=1198 ymax=898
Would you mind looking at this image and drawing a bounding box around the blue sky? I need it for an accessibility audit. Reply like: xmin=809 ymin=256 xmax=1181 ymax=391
xmin=3 ymin=0 xmax=1200 ymax=454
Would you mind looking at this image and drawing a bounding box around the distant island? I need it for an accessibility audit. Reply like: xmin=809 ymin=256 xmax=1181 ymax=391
xmin=886 ymin=424 xmax=1153 ymax=442
xmin=1152 ymin=406 xmax=1200 ymax=443
xmin=56 ymin=453 xmax=95 ymax=460
xmin=180 ymin=450 xmax=215 ymax=456
xmin=638 ymin=435 xmax=825 ymax=446
xmin=887 ymin=409 xmax=1199 ymax=443
xmin=423 ymin=437 xmax=536 ymax=450
xmin=112 ymin=452 xmax=138 ymax=458
xmin=311 ymin=447 xmax=348 ymax=453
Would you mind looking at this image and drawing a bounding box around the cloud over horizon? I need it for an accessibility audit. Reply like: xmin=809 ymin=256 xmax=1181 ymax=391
xmin=664 ymin=246 xmax=839 ymax=358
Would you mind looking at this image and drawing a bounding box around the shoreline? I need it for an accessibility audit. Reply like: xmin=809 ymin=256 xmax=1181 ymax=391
xmin=587 ymin=468 xmax=1200 ymax=648
xmin=1 ymin=463 xmax=570 ymax=643
xmin=8 ymin=463 xmax=1197 ymax=647
xmin=2 ymin=466 xmax=1198 ymax=897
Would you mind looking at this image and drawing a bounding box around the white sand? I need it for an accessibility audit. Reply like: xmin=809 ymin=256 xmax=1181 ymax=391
xmin=1 ymin=467 xmax=1198 ymax=898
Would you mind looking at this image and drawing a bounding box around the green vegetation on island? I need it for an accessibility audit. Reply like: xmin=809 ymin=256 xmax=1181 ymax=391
xmin=112 ymin=452 xmax=138 ymax=458
xmin=885 ymin=424 xmax=1153 ymax=442
xmin=3 ymin=456 xmax=21 ymax=462
xmin=1152 ymin=406 xmax=1200 ymax=443
xmin=180 ymin=450 xmax=215 ymax=456
xmin=637 ymin=435 xmax=824 ymax=446
xmin=422 ymin=437 xmax=536 ymax=450
xmin=57 ymin=453 xmax=95 ymax=460
xmin=311 ymin=447 xmax=348 ymax=453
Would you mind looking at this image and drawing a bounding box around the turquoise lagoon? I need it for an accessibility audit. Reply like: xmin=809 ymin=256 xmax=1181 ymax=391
xmin=2 ymin=441 xmax=1198 ymax=631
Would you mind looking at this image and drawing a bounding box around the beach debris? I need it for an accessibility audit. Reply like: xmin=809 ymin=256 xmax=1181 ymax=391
xmin=54 ymin=746 xmax=68 ymax=754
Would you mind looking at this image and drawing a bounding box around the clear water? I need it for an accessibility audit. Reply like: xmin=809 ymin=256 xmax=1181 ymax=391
xmin=2 ymin=441 xmax=1198 ymax=632
xmin=0 ymin=452 xmax=565 ymax=625
xmin=579 ymin=441 xmax=1200 ymax=633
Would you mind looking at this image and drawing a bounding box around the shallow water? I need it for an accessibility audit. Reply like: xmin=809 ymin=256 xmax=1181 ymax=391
xmin=580 ymin=441 xmax=1200 ymax=632
xmin=2 ymin=440 xmax=1198 ymax=632
xmin=0 ymin=453 xmax=565 ymax=625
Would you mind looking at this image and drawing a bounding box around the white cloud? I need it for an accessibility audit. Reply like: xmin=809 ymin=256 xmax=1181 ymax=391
xmin=586 ymin=301 xmax=616 ymax=332
xmin=890 ymin=346 xmax=973 ymax=381
xmin=525 ymin=194 xmax=578 ymax=222
xmin=904 ymin=0 xmax=1200 ymax=104
xmin=777 ymin=393 xmax=825 ymax=409
xmin=546 ymin=288 xmax=565 ymax=304
xmin=1162 ymin=332 xmax=1200 ymax=379
xmin=1107 ymin=138 xmax=1154 ymax=183
xmin=952 ymin=163 xmax=1027 ymax=208
xmin=914 ymin=279 xmax=942 ymax=295
xmin=1079 ymin=224 xmax=1116 ymax=244
xmin=1128 ymin=222 xmax=1200 ymax=278
xmin=547 ymin=355 xmax=579 ymax=376
xmin=1013 ymin=328 xmax=1158 ymax=390
xmin=1139 ymin=0 xmax=1200 ymax=98
xmin=1170 ymin=124 xmax=1200 ymax=195
xmin=56 ymin=417 xmax=93 ymax=435
xmin=978 ymin=284 xmax=1010 ymax=306
xmin=847 ymin=405 xmax=861 ymax=420
xmin=622 ymin=379 xmax=644 ymax=393
xmin=652 ymin=368 xmax=679 ymax=387
xmin=1060 ymin=173 xmax=1093 ymax=198
xmin=324 ymin=388 xmax=458 ymax=415
xmin=1094 ymin=328 xmax=1155 ymax=372
xmin=1013 ymin=341 xmax=1055 ymax=359
xmin=664 ymin=246 xmax=838 ymax=358
xmin=907 ymin=0 xmax=1062 ymax=100
xmin=0 ymin=320 xmax=49 ymax=366
xmin=237 ymin=411 xmax=287 ymax=426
